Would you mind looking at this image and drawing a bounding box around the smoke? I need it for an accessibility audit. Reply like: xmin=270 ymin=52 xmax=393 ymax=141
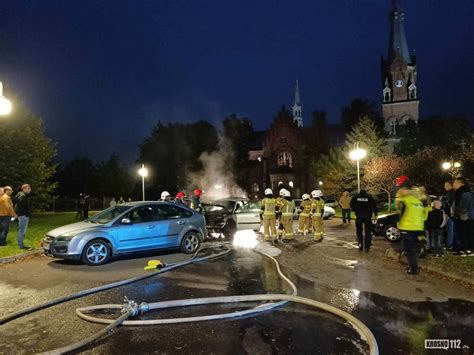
xmin=188 ymin=136 xmax=247 ymax=201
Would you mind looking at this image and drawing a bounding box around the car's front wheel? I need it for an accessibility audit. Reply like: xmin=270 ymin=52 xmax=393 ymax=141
xmin=82 ymin=239 xmax=112 ymax=266
xmin=181 ymin=232 xmax=201 ymax=254
xmin=383 ymin=225 xmax=400 ymax=242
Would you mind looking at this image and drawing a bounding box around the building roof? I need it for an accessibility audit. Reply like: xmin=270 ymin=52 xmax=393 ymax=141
xmin=388 ymin=0 xmax=412 ymax=65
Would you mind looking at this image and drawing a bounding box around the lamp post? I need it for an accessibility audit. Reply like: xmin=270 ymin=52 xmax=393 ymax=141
xmin=349 ymin=142 xmax=367 ymax=193
xmin=138 ymin=164 xmax=148 ymax=201
xmin=442 ymin=161 xmax=462 ymax=178
xmin=0 ymin=82 xmax=13 ymax=116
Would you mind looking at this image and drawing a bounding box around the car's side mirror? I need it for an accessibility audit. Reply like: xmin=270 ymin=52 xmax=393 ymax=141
xmin=121 ymin=218 xmax=132 ymax=225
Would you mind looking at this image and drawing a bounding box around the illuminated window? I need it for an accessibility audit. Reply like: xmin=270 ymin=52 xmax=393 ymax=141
xmin=278 ymin=151 xmax=293 ymax=168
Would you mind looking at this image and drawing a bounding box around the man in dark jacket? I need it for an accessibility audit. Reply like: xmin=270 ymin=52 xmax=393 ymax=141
xmin=14 ymin=184 xmax=32 ymax=250
xmin=453 ymin=177 xmax=473 ymax=256
xmin=441 ymin=181 xmax=455 ymax=248
xmin=350 ymin=189 xmax=378 ymax=252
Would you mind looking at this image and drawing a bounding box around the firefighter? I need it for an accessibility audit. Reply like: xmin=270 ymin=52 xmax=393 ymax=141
xmin=395 ymin=176 xmax=425 ymax=275
xmin=160 ymin=191 xmax=171 ymax=202
xmin=298 ymin=193 xmax=312 ymax=236
xmin=190 ymin=189 xmax=203 ymax=213
xmin=311 ymin=190 xmax=325 ymax=241
xmin=276 ymin=188 xmax=287 ymax=240
xmin=279 ymin=190 xmax=295 ymax=242
xmin=175 ymin=191 xmax=188 ymax=207
xmin=350 ymin=189 xmax=378 ymax=252
xmin=261 ymin=188 xmax=278 ymax=243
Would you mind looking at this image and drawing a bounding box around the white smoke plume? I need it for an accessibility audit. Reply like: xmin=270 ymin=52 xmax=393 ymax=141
xmin=188 ymin=137 xmax=247 ymax=201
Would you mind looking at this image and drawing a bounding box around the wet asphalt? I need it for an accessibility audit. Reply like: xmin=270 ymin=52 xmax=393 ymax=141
xmin=0 ymin=227 xmax=473 ymax=354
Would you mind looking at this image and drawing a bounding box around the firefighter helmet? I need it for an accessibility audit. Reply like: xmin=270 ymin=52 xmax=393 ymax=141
xmin=193 ymin=189 xmax=202 ymax=197
xmin=176 ymin=191 xmax=185 ymax=199
xmin=264 ymin=188 xmax=273 ymax=196
xmin=161 ymin=191 xmax=170 ymax=200
xmin=283 ymin=190 xmax=291 ymax=197
xmin=302 ymin=193 xmax=310 ymax=200
xmin=279 ymin=188 xmax=287 ymax=196
xmin=311 ymin=190 xmax=322 ymax=198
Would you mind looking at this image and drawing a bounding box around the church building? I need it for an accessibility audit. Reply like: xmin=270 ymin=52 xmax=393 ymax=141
xmin=381 ymin=0 xmax=419 ymax=137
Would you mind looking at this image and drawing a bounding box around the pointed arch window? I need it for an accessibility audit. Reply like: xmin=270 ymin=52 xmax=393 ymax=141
xmin=278 ymin=151 xmax=293 ymax=168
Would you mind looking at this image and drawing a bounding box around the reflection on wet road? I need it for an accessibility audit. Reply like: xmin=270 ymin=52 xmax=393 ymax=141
xmin=0 ymin=246 xmax=473 ymax=354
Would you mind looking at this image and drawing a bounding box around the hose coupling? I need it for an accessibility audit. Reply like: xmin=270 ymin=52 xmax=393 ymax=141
xmin=121 ymin=297 xmax=150 ymax=316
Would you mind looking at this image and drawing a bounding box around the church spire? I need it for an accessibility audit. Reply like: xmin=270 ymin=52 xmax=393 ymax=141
xmin=388 ymin=0 xmax=411 ymax=64
xmin=292 ymin=80 xmax=303 ymax=127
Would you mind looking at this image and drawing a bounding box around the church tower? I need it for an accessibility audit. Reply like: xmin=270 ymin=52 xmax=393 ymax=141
xmin=381 ymin=0 xmax=419 ymax=136
xmin=292 ymin=80 xmax=303 ymax=128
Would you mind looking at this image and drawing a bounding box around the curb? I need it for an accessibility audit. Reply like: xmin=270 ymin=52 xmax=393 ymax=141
xmin=384 ymin=248 xmax=474 ymax=286
xmin=0 ymin=250 xmax=43 ymax=265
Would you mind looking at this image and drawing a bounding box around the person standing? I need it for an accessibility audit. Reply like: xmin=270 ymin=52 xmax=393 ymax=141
xmin=426 ymin=199 xmax=447 ymax=257
xmin=190 ymin=189 xmax=203 ymax=213
xmin=75 ymin=194 xmax=84 ymax=221
xmin=279 ymin=190 xmax=295 ymax=243
xmin=452 ymin=177 xmax=473 ymax=256
xmin=310 ymin=190 xmax=325 ymax=242
xmin=117 ymin=196 xmax=125 ymax=204
xmin=441 ymin=181 xmax=455 ymax=249
xmin=395 ymin=176 xmax=425 ymax=275
xmin=339 ymin=191 xmax=352 ymax=224
xmin=261 ymin=188 xmax=278 ymax=243
xmin=83 ymin=194 xmax=91 ymax=219
xmin=109 ymin=197 xmax=117 ymax=208
xmin=14 ymin=184 xmax=33 ymax=250
xmin=0 ymin=186 xmax=17 ymax=246
xmin=297 ymin=194 xmax=312 ymax=236
xmin=350 ymin=189 xmax=378 ymax=252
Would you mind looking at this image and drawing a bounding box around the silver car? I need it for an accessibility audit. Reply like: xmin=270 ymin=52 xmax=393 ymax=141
xmin=42 ymin=202 xmax=207 ymax=266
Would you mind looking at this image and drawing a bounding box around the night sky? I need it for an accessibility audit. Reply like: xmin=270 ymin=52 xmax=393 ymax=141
xmin=1 ymin=0 xmax=473 ymax=163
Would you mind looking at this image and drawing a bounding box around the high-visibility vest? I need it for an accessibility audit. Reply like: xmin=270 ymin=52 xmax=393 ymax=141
xmin=397 ymin=194 xmax=425 ymax=231
xmin=261 ymin=198 xmax=276 ymax=217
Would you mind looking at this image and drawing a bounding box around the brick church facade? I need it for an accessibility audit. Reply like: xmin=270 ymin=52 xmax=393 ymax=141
xmin=247 ymin=0 xmax=419 ymax=198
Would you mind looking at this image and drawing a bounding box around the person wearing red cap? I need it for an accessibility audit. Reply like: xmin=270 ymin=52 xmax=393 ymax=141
xmin=395 ymin=176 xmax=425 ymax=275
xmin=175 ymin=191 xmax=188 ymax=207
xmin=190 ymin=189 xmax=203 ymax=213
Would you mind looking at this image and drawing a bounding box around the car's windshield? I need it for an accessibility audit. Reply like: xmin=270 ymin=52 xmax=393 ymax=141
xmin=240 ymin=201 xmax=261 ymax=212
xmin=213 ymin=200 xmax=236 ymax=212
xmin=88 ymin=205 xmax=131 ymax=224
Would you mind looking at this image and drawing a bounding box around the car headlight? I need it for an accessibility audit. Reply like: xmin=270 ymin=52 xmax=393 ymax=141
xmin=56 ymin=234 xmax=76 ymax=242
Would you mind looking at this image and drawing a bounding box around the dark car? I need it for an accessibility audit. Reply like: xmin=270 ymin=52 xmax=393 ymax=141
xmin=202 ymin=198 xmax=247 ymax=239
xmin=372 ymin=213 xmax=400 ymax=242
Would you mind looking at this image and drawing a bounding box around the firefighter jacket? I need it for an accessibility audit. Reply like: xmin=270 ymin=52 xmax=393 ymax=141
xmin=311 ymin=198 xmax=324 ymax=215
xmin=261 ymin=197 xmax=277 ymax=218
xmin=280 ymin=198 xmax=295 ymax=217
xmin=299 ymin=199 xmax=312 ymax=216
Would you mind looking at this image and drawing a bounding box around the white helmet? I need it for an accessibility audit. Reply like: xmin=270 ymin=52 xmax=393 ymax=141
xmin=302 ymin=193 xmax=310 ymax=200
xmin=279 ymin=188 xmax=287 ymax=197
xmin=264 ymin=188 xmax=273 ymax=195
xmin=283 ymin=190 xmax=291 ymax=197
xmin=311 ymin=190 xmax=322 ymax=198
xmin=161 ymin=191 xmax=170 ymax=200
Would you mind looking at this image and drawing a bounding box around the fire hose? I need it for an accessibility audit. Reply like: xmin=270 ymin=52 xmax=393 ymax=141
xmin=1 ymin=244 xmax=379 ymax=355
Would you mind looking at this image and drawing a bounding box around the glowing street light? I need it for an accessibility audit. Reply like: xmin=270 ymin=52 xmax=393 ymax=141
xmin=350 ymin=142 xmax=367 ymax=193
xmin=0 ymin=82 xmax=12 ymax=116
xmin=318 ymin=181 xmax=323 ymax=186
xmin=442 ymin=162 xmax=452 ymax=170
xmin=138 ymin=164 xmax=148 ymax=201
xmin=442 ymin=161 xmax=462 ymax=178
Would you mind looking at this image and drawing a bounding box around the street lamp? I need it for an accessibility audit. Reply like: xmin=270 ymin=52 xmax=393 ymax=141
xmin=138 ymin=164 xmax=148 ymax=201
xmin=0 ymin=82 xmax=12 ymax=116
xmin=318 ymin=181 xmax=323 ymax=186
xmin=349 ymin=142 xmax=367 ymax=193
xmin=442 ymin=161 xmax=462 ymax=178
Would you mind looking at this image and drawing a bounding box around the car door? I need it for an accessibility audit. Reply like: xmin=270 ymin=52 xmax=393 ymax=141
xmin=235 ymin=201 xmax=262 ymax=231
xmin=113 ymin=205 xmax=161 ymax=252
xmin=152 ymin=204 xmax=191 ymax=248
